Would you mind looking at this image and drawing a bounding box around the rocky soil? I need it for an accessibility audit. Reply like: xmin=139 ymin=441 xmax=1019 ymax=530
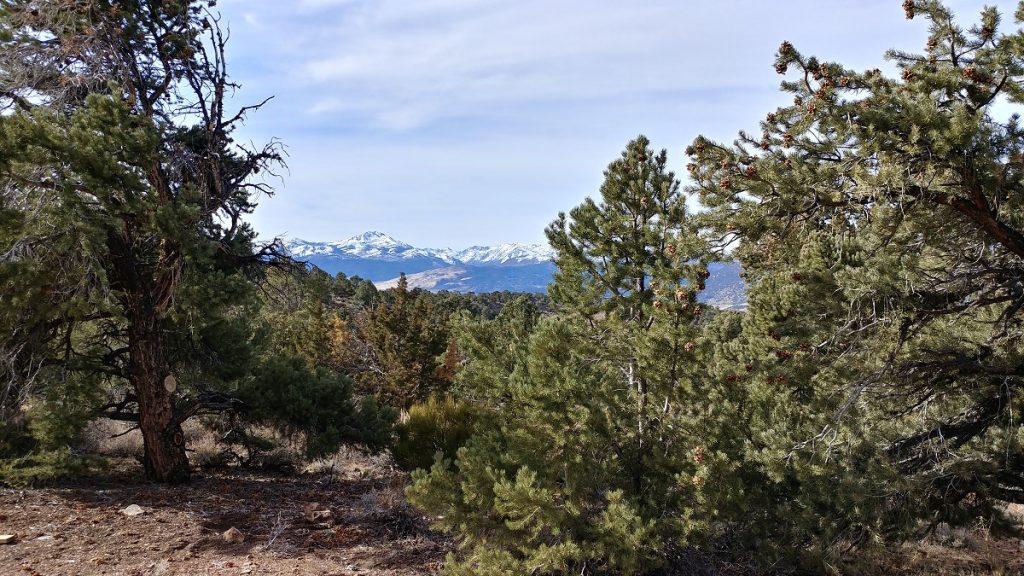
xmin=0 ymin=458 xmax=448 ymax=576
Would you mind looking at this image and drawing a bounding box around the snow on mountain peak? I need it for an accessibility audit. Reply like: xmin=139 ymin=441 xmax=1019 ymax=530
xmin=285 ymin=233 xmax=553 ymax=265
xmin=344 ymin=231 xmax=408 ymax=247
xmin=455 ymin=243 xmax=555 ymax=265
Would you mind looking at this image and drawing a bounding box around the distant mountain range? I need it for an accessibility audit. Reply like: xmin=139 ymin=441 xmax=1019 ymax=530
xmin=284 ymin=232 xmax=747 ymax=309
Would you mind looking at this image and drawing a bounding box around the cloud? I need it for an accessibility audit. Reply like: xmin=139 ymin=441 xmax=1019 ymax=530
xmin=234 ymin=0 xmax=979 ymax=134
xmin=221 ymin=0 xmax=1020 ymax=245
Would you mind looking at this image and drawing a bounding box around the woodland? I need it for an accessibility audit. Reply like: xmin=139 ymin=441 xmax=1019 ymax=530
xmin=1 ymin=1 xmax=1023 ymax=574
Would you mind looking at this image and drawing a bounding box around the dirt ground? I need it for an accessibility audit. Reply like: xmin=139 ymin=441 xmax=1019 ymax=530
xmin=2 ymin=454 xmax=1023 ymax=576
xmin=0 ymin=456 xmax=449 ymax=576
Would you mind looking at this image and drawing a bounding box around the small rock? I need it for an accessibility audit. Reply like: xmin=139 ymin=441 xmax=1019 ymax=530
xmin=311 ymin=509 xmax=334 ymax=524
xmin=303 ymin=502 xmax=334 ymax=523
xmin=0 ymin=534 xmax=16 ymax=545
xmin=34 ymin=535 xmax=53 ymax=541
xmin=152 ymin=559 xmax=172 ymax=576
xmin=121 ymin=504 xmax=146 ymax=517
xmin=302 ymin=502 xmax=319 ymax=522
xmin=223 ymin=527 xmax=245 ymax=544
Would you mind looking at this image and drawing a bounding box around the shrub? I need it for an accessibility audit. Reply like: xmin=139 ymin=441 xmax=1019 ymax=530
xmin=0 ymin=447 xmax=104 ymax=487
xmin=238 ymin=355 xmax=396 ymax=459
xmin=393 ymin=395 xmax=477 ymax=472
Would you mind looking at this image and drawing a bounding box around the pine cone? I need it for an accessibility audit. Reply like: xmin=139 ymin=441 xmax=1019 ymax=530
xmin=903 ymin=0 xmax=915 ymax=19
xmin=963 ymin=65 xmax=991 ymax=84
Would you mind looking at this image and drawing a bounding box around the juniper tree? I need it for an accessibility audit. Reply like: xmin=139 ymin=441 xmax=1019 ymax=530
xmin=688 ymin=0 xmax=1024 ymax=534
xmin=407 ymin=137 xmax=718 ymax=574
xmin=0 ymin=0 xmax=285 ymax=483
xmin=355 ymin=274 xmax=451 ymax=409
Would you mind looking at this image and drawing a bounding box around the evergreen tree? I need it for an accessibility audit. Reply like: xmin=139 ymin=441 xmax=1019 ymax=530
xmin=1 ymin=1 xmax=282 ymax=482
xmin=355 ymin=274 xmax=451 ymax=409
xmin=688 ymin=0 xmax=1024 ymax=534
xmin=407 ymin=137 xmax=717 ymax=574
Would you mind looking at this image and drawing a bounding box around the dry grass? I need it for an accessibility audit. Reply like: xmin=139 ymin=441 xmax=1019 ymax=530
xmin=78 ymin=418 xmax=144 ymax=458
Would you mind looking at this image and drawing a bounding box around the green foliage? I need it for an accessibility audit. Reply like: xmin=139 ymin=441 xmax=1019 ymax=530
xmin=238 ymin=355 xmax=395 ymax=459
xmin=408 ymin=137 xmax=716 ymax=574
xmin=355 ymin=275 xmax=453 ymax=409
xmin=685 ymin=0 xmax=1024 ymax=558
xmin=0 ymin=0 xmax=289 ymax=482
xmin=0 ymin=447 xmax=104 ymax=488
xmin=0 ymin=2 xmax=398 ymax=483
xmin=393 ymin=395 xmax=478 ymax=472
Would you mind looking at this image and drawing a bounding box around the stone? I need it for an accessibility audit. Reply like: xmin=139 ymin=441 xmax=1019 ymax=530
xmin=223 ymin=527 xmax=244 ymax=544
xmin=121 ymin=504 xmax=146 ymax=517
xmin=311 ymin=509 xmax=334 ymax=524
xmin=0 ymin=534 xmax=16 ymax=545
xmin=303 ymin=503 xmax=333 ymax=524
xmin=152 ymin=559 xmax=172 ymax=576
xmin=302 ymin=502 xmax=318 ymax=522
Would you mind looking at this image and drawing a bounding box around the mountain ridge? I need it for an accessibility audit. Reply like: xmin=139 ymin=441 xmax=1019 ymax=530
xmin=284 ymin=232 xmax=746 ymax=308
xmin=286 ymin=231 xmax=554 ymax=268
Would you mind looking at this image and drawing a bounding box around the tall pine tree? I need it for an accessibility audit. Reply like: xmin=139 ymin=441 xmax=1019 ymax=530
xmin=407 ymin=137 xmax=718 ymax=574
xmin=0 ymin=1 xmax=286 ymax=483
xmin=688 ymin=0 xmax=1024 ymax=533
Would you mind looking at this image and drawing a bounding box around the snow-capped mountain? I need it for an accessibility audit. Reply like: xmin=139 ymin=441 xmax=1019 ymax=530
xmin=287 ymin=231 xmax=456 ymax=263
xmin=283 ymin=232 xmax=746 ymax=308
xmin=283 ymin=232 xmax=554 ymax=287
xmin=454 ymin=243 xmax=555 ymax=266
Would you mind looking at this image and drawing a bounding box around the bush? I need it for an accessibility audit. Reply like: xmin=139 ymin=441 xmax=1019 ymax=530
xmin=0 ymin=417 xmax=36 ymax=459
xmin=0 ymin=447 xmax=104 ymax=487
xmin=393 ymin=396 xmax=477 ymax=472
xmin=1 ymin=406 xmax=104 ymax=487
xmin=238 ymin=355 xmax=396 ymax=459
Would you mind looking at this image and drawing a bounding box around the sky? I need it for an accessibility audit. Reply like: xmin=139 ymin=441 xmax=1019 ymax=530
xmin=217 ymin=0 xmax=1018 ymax=248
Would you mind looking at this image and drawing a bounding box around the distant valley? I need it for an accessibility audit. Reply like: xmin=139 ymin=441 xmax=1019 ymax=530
xmin=285 ymin=232 xmax=746 ymax=309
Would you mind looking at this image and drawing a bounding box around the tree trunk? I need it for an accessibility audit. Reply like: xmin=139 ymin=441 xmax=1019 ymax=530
xmin=128 ymin=320 xmax=190 ymax=484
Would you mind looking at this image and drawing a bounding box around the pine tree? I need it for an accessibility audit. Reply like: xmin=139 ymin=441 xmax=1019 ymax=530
xmin=407 ymin=137 xmax=717 ymax=574
xmin=0 ymin=1 xmax=286 ymax=483
xmin=688 ymin=0 xmax=1024 ymax=534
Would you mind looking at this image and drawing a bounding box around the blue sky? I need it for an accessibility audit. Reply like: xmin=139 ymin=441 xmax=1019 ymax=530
xmin=219 ymin=0 xmax=1016 ymax=248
